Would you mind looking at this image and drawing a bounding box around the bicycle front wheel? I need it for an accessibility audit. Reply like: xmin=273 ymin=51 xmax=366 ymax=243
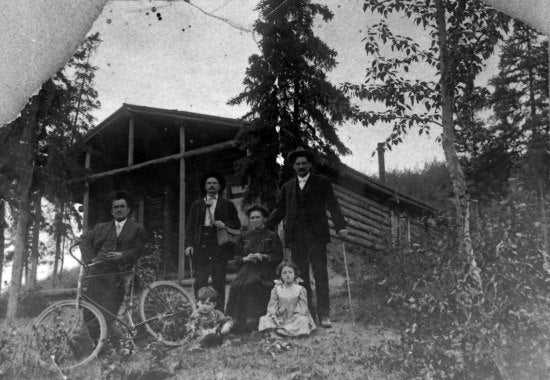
xmin=34 ymin=299 xmax=107 ymax=371
xmin=139 ymin=281 xmax=194 ymax=346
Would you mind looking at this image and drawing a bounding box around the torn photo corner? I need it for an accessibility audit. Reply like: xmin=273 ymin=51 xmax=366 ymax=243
xmin=0 ymin=0 xmax=108 ymax=126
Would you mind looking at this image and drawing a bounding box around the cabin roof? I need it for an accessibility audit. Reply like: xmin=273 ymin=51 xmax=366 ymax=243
xmin=84 ymin=103 xmax=243 ymax=143
xmin=85 ymin=104 xmax=436 ymax=215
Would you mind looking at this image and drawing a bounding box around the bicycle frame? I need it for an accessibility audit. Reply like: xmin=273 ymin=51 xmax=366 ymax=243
xmin=68 ymin=242 xmax=179 ymax=332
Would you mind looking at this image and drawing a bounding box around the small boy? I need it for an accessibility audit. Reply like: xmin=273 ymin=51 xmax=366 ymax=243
xmin=187 ymin=287 xmax=233 ymax=351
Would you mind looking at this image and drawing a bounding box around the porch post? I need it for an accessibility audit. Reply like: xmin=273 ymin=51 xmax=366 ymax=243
xmin=137 ymin=196 xmax=144 ymax=225
xmin=163 ymin=185 xmax=172 ymax=268
xmin=83 ymin=148 xmax=91 ymax=231
xmin=128 ymin=116 xmax=135 ymax=166
xmin=377 ymin=142 xmax=386 ymax=183
xmin=178 ymin=126 xmax=186 ymax=279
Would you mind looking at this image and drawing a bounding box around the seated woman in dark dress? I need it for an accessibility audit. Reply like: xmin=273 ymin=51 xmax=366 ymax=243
xmin=225 ymin=204 xmax=283 ymax=332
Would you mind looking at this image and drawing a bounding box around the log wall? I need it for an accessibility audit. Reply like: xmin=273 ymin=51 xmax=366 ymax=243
xmin=329 ymin=181 xmax=430 ymax=251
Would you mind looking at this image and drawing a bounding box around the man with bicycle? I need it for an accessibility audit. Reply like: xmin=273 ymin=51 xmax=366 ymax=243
xmin=37 ymin=192 xmax=194 ymax=367
xmin=80 ymin=191 xmax=147 ymax=329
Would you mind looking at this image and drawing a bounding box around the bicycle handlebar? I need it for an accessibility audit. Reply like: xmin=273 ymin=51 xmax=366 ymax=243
xmin=69 ymin=240 xmax=84 ymax=266
xmin=69 ymin=239 xmax=116 ymax=268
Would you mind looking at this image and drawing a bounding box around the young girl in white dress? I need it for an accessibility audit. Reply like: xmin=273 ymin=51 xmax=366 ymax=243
xmin=258 ymin=261 xmax=316 ymax=337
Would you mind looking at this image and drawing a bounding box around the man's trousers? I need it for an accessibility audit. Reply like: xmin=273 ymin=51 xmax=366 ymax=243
xmin=289 ymin=228 xmax=329 ymax=321
xmin=192 ymin=226 xmax=228 ymax=310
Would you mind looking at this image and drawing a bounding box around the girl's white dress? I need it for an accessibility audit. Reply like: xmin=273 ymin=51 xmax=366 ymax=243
xmin=258 ymin=282 xmax=316 ymax=336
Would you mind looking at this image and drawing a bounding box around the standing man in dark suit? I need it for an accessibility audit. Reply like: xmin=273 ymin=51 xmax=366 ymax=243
xmin=80 ymin=191 xmax=147 ymax=328
xmin=185 ymin=173 xmax=241 ymax=309
xmin=266 ymin=147 xmax=348 ymax=328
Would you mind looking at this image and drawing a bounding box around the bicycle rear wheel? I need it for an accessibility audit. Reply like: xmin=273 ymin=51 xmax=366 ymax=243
xmin=139 ymin=281 xmax=194 ymax=346
xmin=34 ymin=299 xmax=107 ymax=370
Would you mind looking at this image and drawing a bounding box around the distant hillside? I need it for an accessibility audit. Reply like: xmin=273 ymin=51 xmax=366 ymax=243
xmin=384 ymin=160 xmax=452 ymax=210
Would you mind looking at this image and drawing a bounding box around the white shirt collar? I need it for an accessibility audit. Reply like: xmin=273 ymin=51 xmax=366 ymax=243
xmin=298 ymin=173 xmax=310 ymax=182
xmin=116 ymin=219 xmax=127 ymax=228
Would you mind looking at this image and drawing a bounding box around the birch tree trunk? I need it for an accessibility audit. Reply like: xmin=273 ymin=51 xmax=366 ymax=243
xmin=28 ymin=192 xmax=42 ymax=290
xmin=435 ymin=0 xmax=482 ymax=289
xmin=23 ymin=232 xmax=30 ymax=288
xmin=0 ymin=200 xmax=5 ymax=294
xmin=52 ymin=204 xmax=62 ymax=287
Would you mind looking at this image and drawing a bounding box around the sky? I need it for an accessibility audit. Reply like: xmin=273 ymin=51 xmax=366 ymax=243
xmin=1 ymin=0 xmax=507 ymax=290
xmin=84 ymin=0 xmax=491 ymax=176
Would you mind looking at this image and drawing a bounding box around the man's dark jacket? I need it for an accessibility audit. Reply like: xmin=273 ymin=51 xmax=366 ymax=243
xmin=80 ymin=219 xmax=146 ymax=265
xmin=265 ymin=173 xmax=346 ymax=247
xmin=185 ymin=197 xmax=241 ymax=249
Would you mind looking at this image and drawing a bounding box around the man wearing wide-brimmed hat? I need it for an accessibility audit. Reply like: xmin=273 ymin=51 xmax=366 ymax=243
xmin=185 ymin=172 xmax=241 ymax=309
xmin=266 ymin=147 xmax=348 ymax=328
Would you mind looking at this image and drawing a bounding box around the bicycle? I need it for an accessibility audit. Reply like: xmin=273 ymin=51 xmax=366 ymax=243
xmin=33 ymin=241 xmax=195 ymax=371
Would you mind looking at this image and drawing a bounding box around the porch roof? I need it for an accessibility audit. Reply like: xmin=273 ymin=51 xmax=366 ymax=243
xmin=84 ymin=103 xmax=243 ymax=144
xmin=81 ymin=103 xmax=243 ymax=174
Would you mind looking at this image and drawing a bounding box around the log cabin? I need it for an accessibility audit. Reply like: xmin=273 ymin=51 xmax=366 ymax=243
xmin=77 ymin=103 xmax=436 ymax=279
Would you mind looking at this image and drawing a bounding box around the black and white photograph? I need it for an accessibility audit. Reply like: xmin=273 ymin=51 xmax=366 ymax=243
xmin=0 ymin=0 xmax=549 ymax=379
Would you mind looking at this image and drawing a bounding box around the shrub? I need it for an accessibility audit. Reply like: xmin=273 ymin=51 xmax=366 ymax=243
xmin=366 ymin=190 xmax=550 ymax=379
xmin=0 ymin=319 xmax=49 ymax=379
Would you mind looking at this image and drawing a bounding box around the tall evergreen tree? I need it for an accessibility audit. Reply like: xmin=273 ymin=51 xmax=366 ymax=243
xmin=2 ymin=33 xmax=101 ymax=318
xmin=487 ymin=21 xmax=550 ymax=272
xmin=489 ymin=20 xmax=549 ymax=151
xmin=229 ymin=0 xmax=354 ymax=203
xmin=462 ymin=21 xmax=549 ymax=198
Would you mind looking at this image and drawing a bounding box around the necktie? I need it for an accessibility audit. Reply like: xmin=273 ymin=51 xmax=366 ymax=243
xmin=116 ymin=223 xmax=122 ymax=236
xmin=206 ymin=198 xmax=215 ymax=226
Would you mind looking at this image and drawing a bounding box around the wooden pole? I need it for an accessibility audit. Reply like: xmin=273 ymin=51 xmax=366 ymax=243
xmin=83 ymin=149 xmax=91 ymax=231
xmin=377 ymin=142 xmax=386 ymax=183
xmin=342 ymin=242 xmax=355 ymax=324
xmin=163 ymin=186 xmax=172 ymax=270
xmin=128 ymin=117 xmax=135 ymax=166
xmin=138 ymin=196 xmax=144 ymax=225
xmin=178 ymin=126 xmax=186 ymax=280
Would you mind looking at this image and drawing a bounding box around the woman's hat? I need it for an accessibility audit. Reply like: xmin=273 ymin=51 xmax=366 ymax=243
xmin=287 ymin=147 xmax=315 ymax=165
xmin=199 ymin=172 xmax=226 ymax=192
xmin=245 ymin=204 xmax=269 ymax=218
